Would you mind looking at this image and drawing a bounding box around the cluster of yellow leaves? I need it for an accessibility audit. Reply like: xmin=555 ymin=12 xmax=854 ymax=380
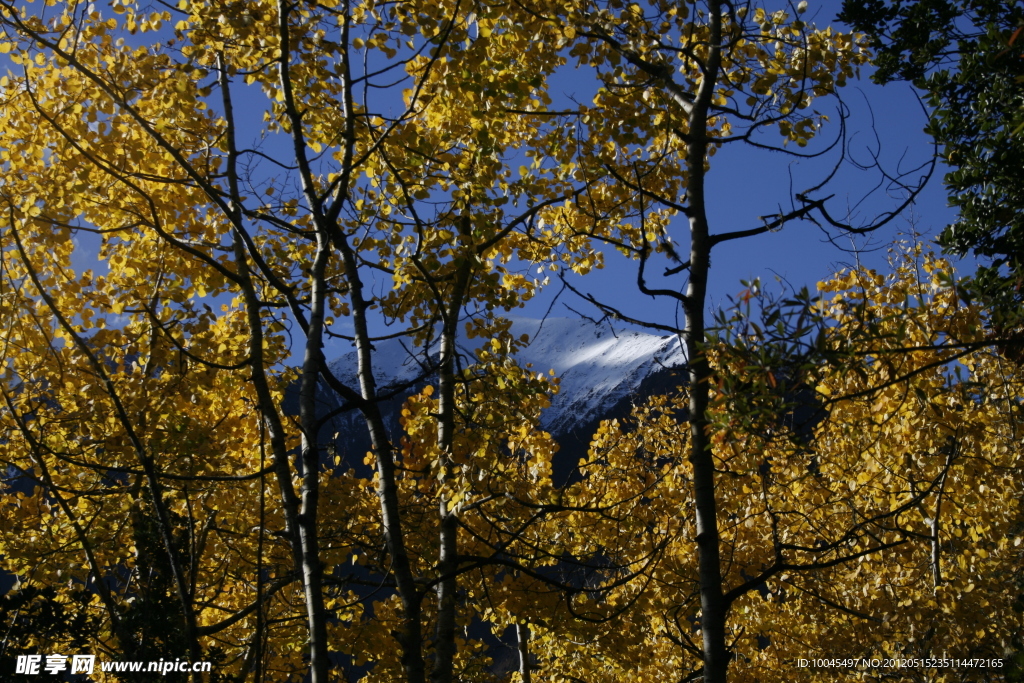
xmin=0 ymin=0 xmax=883 ymax=679
xmin=513 ymin=251 xmax=1023 ymax=682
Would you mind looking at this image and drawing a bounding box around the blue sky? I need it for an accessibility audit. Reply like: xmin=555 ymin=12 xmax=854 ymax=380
xmin=528 ymin=0 xmax=962 ymax=331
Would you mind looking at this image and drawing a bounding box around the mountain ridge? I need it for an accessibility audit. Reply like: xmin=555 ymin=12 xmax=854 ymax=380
xmin=305 ymin=316 xmax=687 ymax=483
xmin=324 ymin=316 xmax=685 ymax=433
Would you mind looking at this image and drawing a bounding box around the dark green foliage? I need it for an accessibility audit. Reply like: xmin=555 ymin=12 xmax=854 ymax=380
xmin=839 ymin=0 xmax=1024 ymax=327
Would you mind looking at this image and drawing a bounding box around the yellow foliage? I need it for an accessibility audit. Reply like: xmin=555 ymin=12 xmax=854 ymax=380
xmin=0 ymin=0 xmax=918 ymax=681
xmin=531 ymin=252 xmax=1023 ymax=682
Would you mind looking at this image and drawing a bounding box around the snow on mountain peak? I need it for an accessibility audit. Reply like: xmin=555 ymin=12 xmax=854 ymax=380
xmin=326 ymin=316 xmax=686 ymax=435
xmin=507 ymin=316 xmax=685 ymax=433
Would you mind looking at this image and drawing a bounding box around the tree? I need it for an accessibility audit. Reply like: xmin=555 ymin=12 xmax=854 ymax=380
xmin=531 ymin=1 xmax=933 ymax=679
xmin=532 ymin=250 xmax=1024 ymax=682
xmin=0 ymin=1 xmax=947 ymax=683
xmin=0 ymin=0 xmax=677 ymax=679
xmin=0 ymin=0 xmax=608 ymax=680
xmin=839 ymin=0 xmax=1024 ymax=329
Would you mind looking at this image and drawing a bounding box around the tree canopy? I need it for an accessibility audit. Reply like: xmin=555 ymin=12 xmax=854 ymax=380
xmin=0 ymin=0 xmax=1017 ymax=682
xmin=534 ymin=250 xmax=1024 ymax=682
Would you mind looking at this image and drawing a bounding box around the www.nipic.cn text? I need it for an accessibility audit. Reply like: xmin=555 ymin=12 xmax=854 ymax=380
xmin=14 ymin=654 xmax=213 ymax=676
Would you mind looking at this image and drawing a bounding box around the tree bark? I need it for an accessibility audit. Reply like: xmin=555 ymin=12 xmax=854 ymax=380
xmin=431 ymin=248 xmax=474 ymax=683
xmin=337 ymin=227 xmax=428 ymax=683
xmin=296 ymin=236 xmax=332 ymax=683
xmin=681 ymin=3 xmax=729 ymax=681
xmin=516 ymin=623 xmax=532 ymax=683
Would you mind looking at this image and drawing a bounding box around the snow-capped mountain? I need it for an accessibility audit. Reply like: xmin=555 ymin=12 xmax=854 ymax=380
xmin=310 ymin=316 xmax=687 ymax=482
xmin=325 ymin=316 xmax=684 ymax=431
xmin=492 ymin=316 xmax=685 ymax=434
